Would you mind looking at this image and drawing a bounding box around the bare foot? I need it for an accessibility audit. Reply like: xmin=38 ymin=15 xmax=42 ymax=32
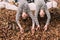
xmin=36 ymin=26 xmax=40 ymax=31
xmin=44 ymin=26 xmax=48 ymax=31
xmin=20 ymin=28 xmax=24 ymax=34
xmin=31 ymin=28 xmax=35 ymax=35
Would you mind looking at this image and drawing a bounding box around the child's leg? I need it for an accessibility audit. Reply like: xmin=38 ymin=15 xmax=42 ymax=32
xmin=24 ymin=3 xmax=35 ymax=35
xmin=16 ymin=3 xmax=24 ymax=33
xmin=34 ymin=5 xmax=40 ymax=30
xmin=29 ymin=12 xmax=35 ymax=35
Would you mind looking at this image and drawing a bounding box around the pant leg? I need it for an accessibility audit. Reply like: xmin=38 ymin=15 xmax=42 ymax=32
xmin=34 ymin=0 xmax=46 ymax=26
xmin=34 ymin=5 xmax=40 ymax=25
xmin=16 ymin=3 xmax=23 ymax=28
xmin=23 ymin=2 xmax=35 ymax=27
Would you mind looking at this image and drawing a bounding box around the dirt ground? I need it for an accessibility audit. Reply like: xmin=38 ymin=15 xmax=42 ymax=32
xmin=0 ymin=8 xmax=60 ymax=40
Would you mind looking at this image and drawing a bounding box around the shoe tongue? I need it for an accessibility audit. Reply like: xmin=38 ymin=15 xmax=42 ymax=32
xmin=27 ymin=0 xmax=34 ymax=3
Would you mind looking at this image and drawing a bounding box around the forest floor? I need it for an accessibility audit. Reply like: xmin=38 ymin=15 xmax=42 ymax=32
xmin=0 ymin=8 xmax=60 ymax=40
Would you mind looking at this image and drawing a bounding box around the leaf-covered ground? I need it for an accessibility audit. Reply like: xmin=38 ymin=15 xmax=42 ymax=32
xmin=0 ymin=8 xmax=60 ymax=40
